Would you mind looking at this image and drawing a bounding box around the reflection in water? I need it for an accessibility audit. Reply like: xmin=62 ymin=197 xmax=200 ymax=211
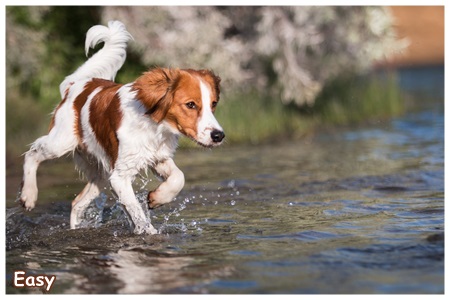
xmin=111 ymin=249 xmax=194 ymax=293
xmin=110 ymin=248 xmax=232 ymax=294
xmin=5 ymin=103 xmax=443 ymax=293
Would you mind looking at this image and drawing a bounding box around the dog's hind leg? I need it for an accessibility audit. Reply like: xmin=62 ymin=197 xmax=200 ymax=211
xmin=70 ymin=151 xmax=107 ymax=229
xmin=70 ymin=181 xmax=106 ymax=229
xmin=19 ymin=129 xmax=78 ymax=210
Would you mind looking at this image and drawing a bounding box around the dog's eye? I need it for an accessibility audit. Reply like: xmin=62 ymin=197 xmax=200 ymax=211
xmin=212 ymin=101 xmax=218 ymax=108
xmin=186 ymin=102 xmax=197 ymax=109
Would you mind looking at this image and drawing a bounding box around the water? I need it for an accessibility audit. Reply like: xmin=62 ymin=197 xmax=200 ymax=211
xmin=5 ymin=102 xmax=443 ymax=294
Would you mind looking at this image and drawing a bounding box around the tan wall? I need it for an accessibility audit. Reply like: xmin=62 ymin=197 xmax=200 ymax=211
xmin=383 ymin=6 xmax=444 ymax=67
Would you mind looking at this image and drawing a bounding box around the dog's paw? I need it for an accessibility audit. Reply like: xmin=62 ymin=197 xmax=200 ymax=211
xmin=17 ymin=184 xmax=38 ymax=211
xmin=18 ymin=196 xmax=37 ymax=211
xmin=148 ymin=191 xmax=163 ymax=209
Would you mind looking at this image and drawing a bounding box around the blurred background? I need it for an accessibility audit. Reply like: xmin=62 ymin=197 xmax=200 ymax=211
xmin=5 ymin=6 xmax=444 ymax=165
xmin=5 ymin=7 xmax=445 ymax=293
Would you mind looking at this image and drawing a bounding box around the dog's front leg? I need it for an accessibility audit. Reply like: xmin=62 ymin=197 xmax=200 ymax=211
xmin=110 ymin=174 xmax=157 ymax=234
xmin=148 ymin=158 xmax=185 ymax=209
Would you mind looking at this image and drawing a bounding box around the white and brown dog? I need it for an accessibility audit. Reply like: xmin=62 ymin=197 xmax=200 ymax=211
xmin=18 ymin=21 xmax=225 ymax=234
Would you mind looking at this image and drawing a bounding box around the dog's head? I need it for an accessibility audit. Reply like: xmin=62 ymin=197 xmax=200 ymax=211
xmin=133 ymin=68 xmax=224 ymax=147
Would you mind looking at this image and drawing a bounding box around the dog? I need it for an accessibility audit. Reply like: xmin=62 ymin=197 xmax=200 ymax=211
xmin=18 ymin=20 xmax=225 ymax=234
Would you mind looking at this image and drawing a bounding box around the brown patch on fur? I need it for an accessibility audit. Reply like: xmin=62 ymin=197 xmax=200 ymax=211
xmin=73 ymin=79 xmax=118 ymax=143
xmin=88 ymin=82 xmax=123 ymax=168
xmin=132 ymin=68 xmax=181 ymax=123
xmin=48 ymin=83 xmax=74 ymax=132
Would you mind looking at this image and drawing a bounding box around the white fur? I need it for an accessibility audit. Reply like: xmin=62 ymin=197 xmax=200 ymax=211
xmin=197 ymin=80 xmax=223 ymax=146
xmin=112 ymin=86 xmax=178 ymax=177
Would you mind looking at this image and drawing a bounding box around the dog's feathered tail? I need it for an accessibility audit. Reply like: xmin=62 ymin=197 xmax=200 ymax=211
xmin=59 ymin=20 xmax=133 ymax=96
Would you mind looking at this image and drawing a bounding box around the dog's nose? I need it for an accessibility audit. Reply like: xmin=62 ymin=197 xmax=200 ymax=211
xmin=211 ymin=130 xmax=225 ymax=143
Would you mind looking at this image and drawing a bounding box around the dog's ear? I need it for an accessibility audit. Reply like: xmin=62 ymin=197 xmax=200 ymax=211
xmin=133 ymin=68 xmax=181 ymax=123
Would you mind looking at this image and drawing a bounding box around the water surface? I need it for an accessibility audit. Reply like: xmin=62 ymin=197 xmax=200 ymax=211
xmin=5 ymin=103 xmax=444 ymax=294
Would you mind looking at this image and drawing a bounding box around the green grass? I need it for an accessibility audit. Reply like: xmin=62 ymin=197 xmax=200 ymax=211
xmin=311 ymin=72 xmax=404 ymax=125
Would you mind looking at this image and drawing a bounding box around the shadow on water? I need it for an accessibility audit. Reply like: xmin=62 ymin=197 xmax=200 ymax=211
xmin=5 ymin=74 xmax=444 ymax=293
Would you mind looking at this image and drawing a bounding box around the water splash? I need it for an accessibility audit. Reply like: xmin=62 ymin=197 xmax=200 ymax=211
xmin=79 ymin=193 xmax=108 ymax=228
xmin=158 ymin=197 xmax=190 ymax=234
xmin=155 ymin=195 xmax=211 ymax=235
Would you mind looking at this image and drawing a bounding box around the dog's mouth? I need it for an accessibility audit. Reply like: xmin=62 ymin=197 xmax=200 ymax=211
xmin=177 ymin=126 xmax=225 ymax=148
xmin=191 ymin=137 xmax=223 ymax=149
xmin=196 ymin=141 xmax=213 ymax=148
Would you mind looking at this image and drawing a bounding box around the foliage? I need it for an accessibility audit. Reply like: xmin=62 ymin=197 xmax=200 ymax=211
xmin=6 ymin=6 xmax=403 ymax=111
xmin=6 ymin=6 xmax=102 ymax=110
xmin=103 ymin=6 xmax=404 ymax=106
